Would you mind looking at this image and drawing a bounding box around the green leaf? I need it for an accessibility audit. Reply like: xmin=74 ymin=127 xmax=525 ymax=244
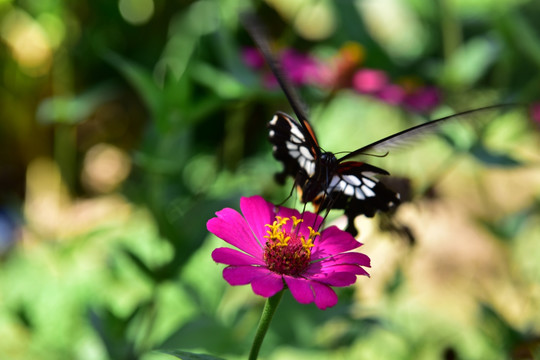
xmin=105 ymin=52 xmax=161 ymax=118
xmin=478 ymin=207 xmax=533 ymax=241
xmin=158 ymin=315 xmax=246 ymax=355
xmin=121 ymin=247 xmax=156 ymax=280
xmin=500 ymin=11 xmax=540 ymax=68
xmin=441 ymin=37 xmax=498 ymax=89
xmin=162 ymin=350 xmax=226 ymax=360
xmin=36 ymin=83 xmax=119 ymax=125
xmin=470 ymin=142 xmax=522 ymax=167
xmin=191 ymin=62 xmax=248 ymax=99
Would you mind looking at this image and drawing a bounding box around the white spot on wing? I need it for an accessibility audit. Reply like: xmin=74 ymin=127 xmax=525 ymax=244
xmin=270 ymin=115 xmax=278 ymax=125
xmin=269 ymin=130 xmax=275 ymax=138
xmin=329 ymin=176 xmax=340 ymax=188
xmin=361 ymin=185 xmax=375 ymax=197
xmin=299 ymin=146 xmax=314 ymax=160
xmin=355 ymin=188 xmax=365 ymax=200
xmin=306 ymin=161 xmax=315 ymax=176
xmin=363 ymin=178 xmax=376 ymax=188
xmin=343 ymin=175 xmax=361 ymax=186
xmin=343 ymin=184 xmax=355 ymax=196
xmin=290 ymin=125 xmax=305 ymax=141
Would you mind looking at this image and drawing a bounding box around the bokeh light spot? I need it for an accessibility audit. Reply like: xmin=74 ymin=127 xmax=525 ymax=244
xmin=82 ymin=144 xmax=131 ymax=194
xmin=37 ymin=12 xmax=66 ymax=49
xmin=1 ymin=8 xmax=52 ymax=75
xmin=294 ymin=2 xmax=335 ymax=40
xmin=118 ymin=0 xmax=154 ymax=25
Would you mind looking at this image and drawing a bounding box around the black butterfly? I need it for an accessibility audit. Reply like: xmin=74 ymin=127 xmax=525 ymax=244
xmin=242 ymin=14 xmax=515 ymax=236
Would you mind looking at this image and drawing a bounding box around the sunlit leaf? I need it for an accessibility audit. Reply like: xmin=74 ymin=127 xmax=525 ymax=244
xmin=105 ymin=52 xmax=161 ymax=120
xmin=441 ymin=37 xmax=498 ymax=89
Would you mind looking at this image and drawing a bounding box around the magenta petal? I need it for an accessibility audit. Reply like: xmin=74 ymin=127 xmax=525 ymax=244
xmin=311 ymin=282 xmax=338 ymax=310
xmin=296 ymin=211 xmax=324 ymax=235
xmin=307 ymin=271 xmax=357 ymax=287
xmin=212 ymin=248 xmax=265 ymax=266
xmin=321 ymin=264 xmax=370 ymax=276
xmin=284 ymin=276 xmax=315 ymax=304
xmin=241 ymin=196 xmax=274 ymax=247
xmin=222 ymin=266 xmax=269 ymax=285
xmin=319 ymin=252 xmax=371 ymax=268
xmin=312 ymin=226 xmax=362 ymax=259
xmin=207 ymin=208 xmax=263 ymax=258
xmin=251 ymin=272 xmax=284 ymax=297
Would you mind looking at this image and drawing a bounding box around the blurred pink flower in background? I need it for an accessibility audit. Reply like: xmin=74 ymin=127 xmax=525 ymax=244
xmin=242 ymin=45 xmax=442 ymax=113
xmin=529 ymin=102 xmax=540 ymax=128
xmin=281 ymin=49 xmax=320 ymax=85
xmin=403 ymin=86 xmax=441 ymax=113
xmin=375 ymin=84 xmax=405 ymax=105
xmin=352 ymin=68 xmax=388 ymax=94
xmin=242 ymin=47 xmax=266 ymax=69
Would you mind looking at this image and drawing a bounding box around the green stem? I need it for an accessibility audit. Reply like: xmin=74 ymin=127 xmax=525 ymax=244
xmin=248 ymin=290 xmax=284 ymax=360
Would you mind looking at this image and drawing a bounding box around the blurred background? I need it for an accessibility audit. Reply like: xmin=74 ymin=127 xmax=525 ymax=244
xmin=0 ymin=0 xmax=539 ymax=359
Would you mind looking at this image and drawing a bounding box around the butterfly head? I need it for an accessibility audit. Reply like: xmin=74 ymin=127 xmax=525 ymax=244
xmin=319 ymin=152 xmax=338 ymax=171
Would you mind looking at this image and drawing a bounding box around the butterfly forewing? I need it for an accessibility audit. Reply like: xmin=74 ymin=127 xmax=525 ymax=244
xmin=339 ymin=104 xmax=520 ymax=161
xmin=268 ymin=112 xmax=319 ymax=184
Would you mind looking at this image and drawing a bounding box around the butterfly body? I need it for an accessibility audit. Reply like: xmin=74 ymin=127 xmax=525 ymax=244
xmin=269 ymin=111 xmax=400 ymax=234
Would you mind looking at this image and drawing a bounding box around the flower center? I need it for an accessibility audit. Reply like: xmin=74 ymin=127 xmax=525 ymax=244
xmin=263 ymin=216 xmax=319 ymax=276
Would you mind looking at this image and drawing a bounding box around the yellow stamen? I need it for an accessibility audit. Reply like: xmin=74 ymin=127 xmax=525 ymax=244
xmin=291 ymin=216 xmax=303 ymax=227
xmin=308 ymin=226 xmax=320 ymax=239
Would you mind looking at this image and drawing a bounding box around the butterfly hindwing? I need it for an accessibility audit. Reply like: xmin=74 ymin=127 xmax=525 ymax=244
xmin=312 ymin=162 xmax=400 ymax=233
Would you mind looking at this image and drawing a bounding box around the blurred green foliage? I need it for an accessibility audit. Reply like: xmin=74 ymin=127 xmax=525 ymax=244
xmin=0 ymin=0 xmax=539 ymax=359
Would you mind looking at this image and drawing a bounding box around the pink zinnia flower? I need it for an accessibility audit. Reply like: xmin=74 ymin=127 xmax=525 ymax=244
xmin=207 ymin=196 xmax=370 ymax=310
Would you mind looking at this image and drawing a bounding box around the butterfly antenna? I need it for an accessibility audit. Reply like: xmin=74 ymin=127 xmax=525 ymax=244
xmin=241 ymin=13 xmax=309 ymax=122
xmin=241 ymin=12 xmax=320 ymax=152
xmin=334 ymin=150 xmax=389 ymax=158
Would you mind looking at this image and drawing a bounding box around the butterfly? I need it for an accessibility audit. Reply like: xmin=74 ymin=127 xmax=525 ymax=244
xmin=242 ymin=13 xmax=515 ymax=236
